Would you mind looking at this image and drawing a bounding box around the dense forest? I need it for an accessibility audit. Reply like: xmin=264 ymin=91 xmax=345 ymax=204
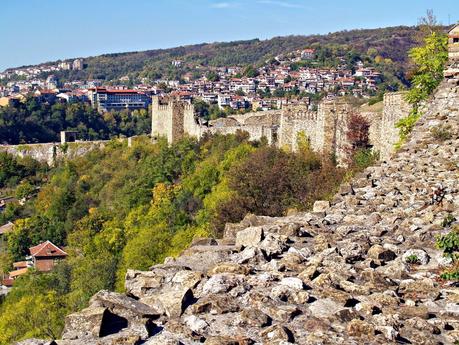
xmin=4 ymin=26 xmax=428 ymax=84
xmin=0 ymin=98 xmax=151 ymax=144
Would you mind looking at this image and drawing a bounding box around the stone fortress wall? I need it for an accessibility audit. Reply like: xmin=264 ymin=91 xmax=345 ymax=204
xmin=0 ymin=141 xmax=108 ymax=166
xmin=152 ymin=93 xmax=412 ymax=165
xmin=378 ymin=92 xmax=413 ymax=160
xmin=1 ymin=92 xmax=412 ymax=167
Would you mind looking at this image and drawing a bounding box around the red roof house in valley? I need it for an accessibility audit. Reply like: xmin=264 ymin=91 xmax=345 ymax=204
xmin=3 ymin=241 xmax=68 ymax=286
xmin=29 ymin=240 xmax=68 ymax=272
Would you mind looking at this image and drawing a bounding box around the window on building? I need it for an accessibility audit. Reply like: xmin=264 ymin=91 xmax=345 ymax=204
xmin=454 ymin=38 xmax=459 ymax=43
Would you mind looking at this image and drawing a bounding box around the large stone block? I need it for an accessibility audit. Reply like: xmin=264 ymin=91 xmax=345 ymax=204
xmin=235 ymin=226 xmax=264 ymax=247
xmin=312 ymin=200 xmax=330 ymax=213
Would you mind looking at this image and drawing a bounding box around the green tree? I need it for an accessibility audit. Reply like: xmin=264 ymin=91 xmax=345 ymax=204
xmin=243 ymin=65 xmax=259 ymax=78
xmin=0 ymin=292 xmax=67 ymax=343
xmin=396 ymin=31 xmax=448 ymax=145
xmin=0 ymin=269 xmax=71 ymax=344
xmin=206 ymin=71 xmax=220 ymax=82
xmin=193 ymin=99 xmax=210 ymax=119
xmin=405 ymin=31 xmax=448 ymax=104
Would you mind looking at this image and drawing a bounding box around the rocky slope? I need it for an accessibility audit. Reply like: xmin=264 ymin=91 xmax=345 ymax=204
xmin=19 ymin=76 xmax=459 ymax=345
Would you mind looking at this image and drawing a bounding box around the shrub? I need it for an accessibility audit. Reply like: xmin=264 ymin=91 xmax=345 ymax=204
xmin=437 ymin=225 xmax=459 ymax=281
xmin=213 ymin=145 xmax=342 ymax=232
xmin=440 ymin=270 xmax=459 ymax=280
xmin=436 ymin=226 xmax=459 ymax=260
xmin=440 ymin=263 xmax=459 ymax=281
xmin=352 ymin=148 xmax=379 ymax=171
xmin=431 ymin=124 xmax=452 ymax=141
xmin=395 ymin=109 xmax=422 ymax=147
xmin=346 ymin=112 xmax=378 ymax=170
xmin=396 ymin=31 xmax=448 ymax=146
xmin=405 ymin=254 xmax=420 ymax=264
xmin=442 ymin=214 xmax=457 ymax=228
xmin=347 ymin=113 xmax=370 ymax=150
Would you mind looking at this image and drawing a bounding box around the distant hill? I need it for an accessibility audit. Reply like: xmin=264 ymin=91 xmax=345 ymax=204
xmin=8 ymin=25 xmax=428 ymax=84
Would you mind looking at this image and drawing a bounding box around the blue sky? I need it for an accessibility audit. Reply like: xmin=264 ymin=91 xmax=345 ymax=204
xmin=1 ymin=0 xmax=458 ymax=71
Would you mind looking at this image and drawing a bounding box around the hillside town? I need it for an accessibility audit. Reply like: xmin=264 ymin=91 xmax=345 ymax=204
xmin=0 ymin=48 xmax=383 ymax=114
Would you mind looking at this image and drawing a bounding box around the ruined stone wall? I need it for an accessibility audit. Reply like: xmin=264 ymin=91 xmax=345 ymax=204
xmin=332 ymin=102 xmax=353 ymax=166
xmin=0 ymin=141 xmax=108 ymax=165
xmin=202 ymin=110 xmax=284 ymax=145
xmin=230 ymin=110 xmax=283 ymax=126
xmin=183 ymin=104 xmax=202 ymax=139
xmin=378 ymin=92 xmax=412 ymax=160
xmin=170 ymin=103 xmax=185 ymax=143
xmin=206 ymin=124 xmax=277 ymax=144
xmin=279 ymin=101 xmax=352 ymax=166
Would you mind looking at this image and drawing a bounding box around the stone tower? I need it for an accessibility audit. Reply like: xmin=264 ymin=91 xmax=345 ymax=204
xmin=318 ymin=100 xmax=353 ymax=165
xmin=151 ymin=96 xmax=199 ymax=144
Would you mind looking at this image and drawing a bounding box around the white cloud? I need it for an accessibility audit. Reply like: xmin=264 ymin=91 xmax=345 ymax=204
xmin=257 ymin=0 xmax=305 ymax=9
xmin=210 ymin=2 xmax=232 ymax=8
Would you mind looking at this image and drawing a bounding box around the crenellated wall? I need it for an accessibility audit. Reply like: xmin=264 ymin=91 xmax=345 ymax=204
xmin=278 ymin=107 xmax=320 ymax=151
xmin=152 ymin=93 xmax=412 ymax=165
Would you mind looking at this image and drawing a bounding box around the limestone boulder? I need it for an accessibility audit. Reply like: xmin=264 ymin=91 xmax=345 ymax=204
xmin=313 ymin=200 xmax=330 ymax=213
xmin=235 ymin=226 xmax=264 ymax=247
xmin=62 ymin=306 xmax=106 ymax=340
xmin=259 ymin=233 xmax=288 ymax=257
xmin=89 ymin=290 xmax=159 ymax=320
xmin=141 ymin=287 xmax=194 ymax=318
xmin=201 ymin=273 xmax=246 ymax=295
xmin=260 ymin=325 xmax=294 ymax=343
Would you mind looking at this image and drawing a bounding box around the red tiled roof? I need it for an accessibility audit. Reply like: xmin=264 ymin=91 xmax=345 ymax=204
xmin=2 ymin=278 xmax=13 ymax=287
xmin=29 ymin=241 xmax=67 ymax=258
xmin=106 ymin=90 xmax=142 ymax=94
xmin=449 ymin=25 xmax=459 ymax=35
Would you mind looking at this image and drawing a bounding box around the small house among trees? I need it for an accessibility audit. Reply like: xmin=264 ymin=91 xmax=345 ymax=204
xmin=28 ymin=241 xmax=68 ymax=272
xmin=5 ymin=241 xmax=68 ymax=285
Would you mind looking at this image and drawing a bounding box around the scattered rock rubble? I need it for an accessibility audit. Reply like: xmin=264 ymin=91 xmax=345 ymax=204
xmin=18 ymin=77 xmax=459 ymax=344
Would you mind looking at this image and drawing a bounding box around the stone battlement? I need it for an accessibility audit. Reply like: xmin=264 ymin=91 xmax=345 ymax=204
xmin=151 ymin=93 xmax=411 ymax=165
xmin=157 ymin=104 xmax=170 ymax=111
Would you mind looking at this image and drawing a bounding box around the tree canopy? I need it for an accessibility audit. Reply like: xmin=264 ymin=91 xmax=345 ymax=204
xmin=0 ymin=98 xmax=151 ymax=144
